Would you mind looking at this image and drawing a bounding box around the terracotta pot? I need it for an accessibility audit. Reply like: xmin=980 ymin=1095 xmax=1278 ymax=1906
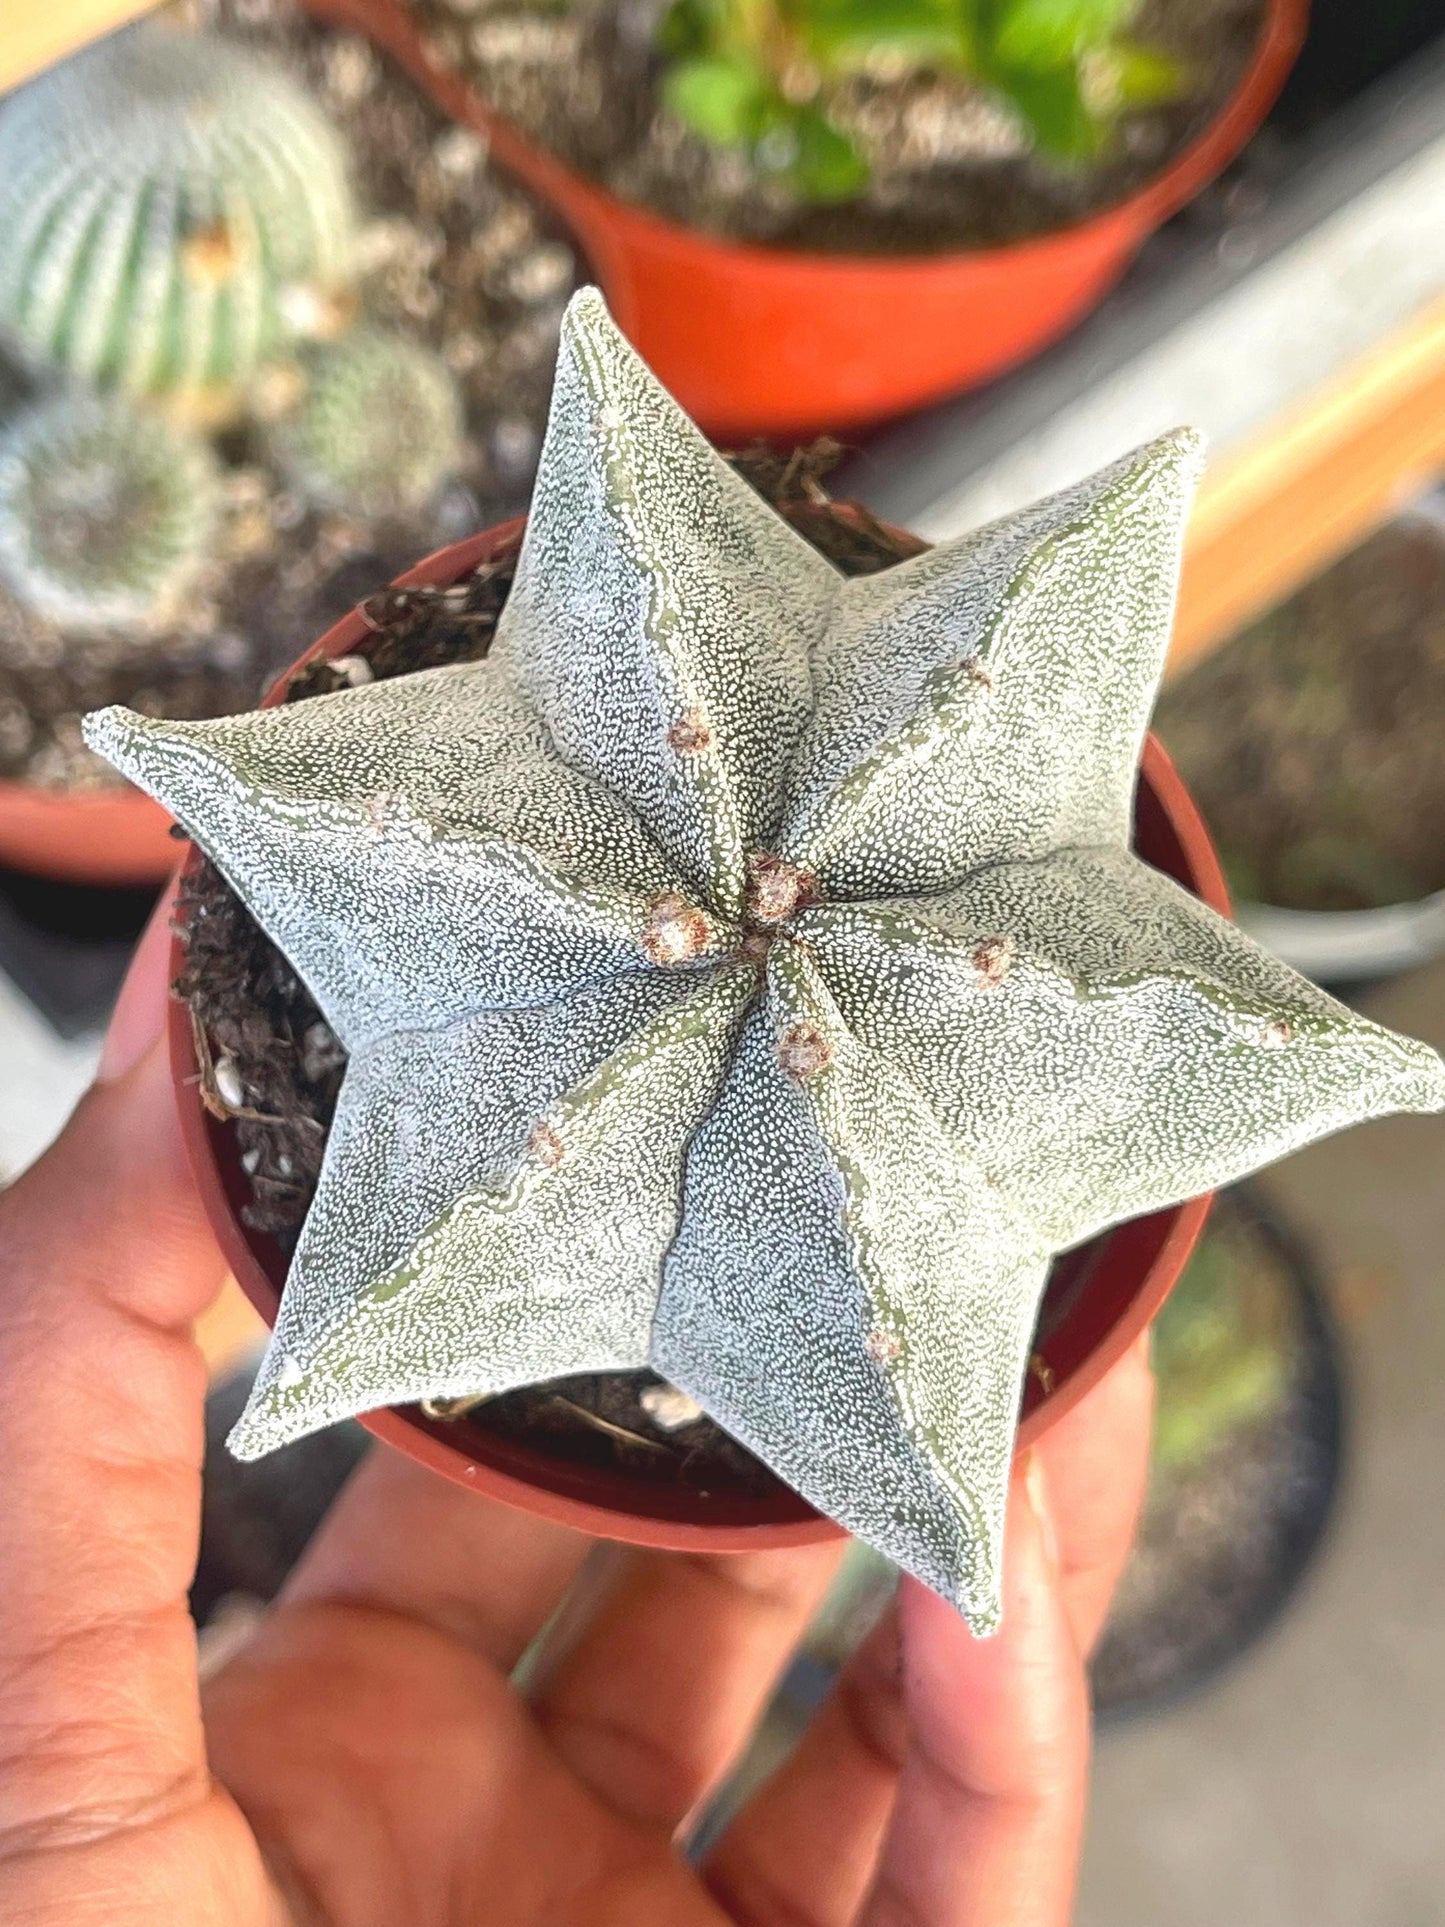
xmin=157 ymin=523 xmax=1226 ymax=1551
xmin=309 ymin=0 xmax=1304 ymax=438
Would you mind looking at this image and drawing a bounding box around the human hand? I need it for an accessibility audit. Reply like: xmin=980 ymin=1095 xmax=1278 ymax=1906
xmin=0 ymin=904 xmax=1154 ymax=1927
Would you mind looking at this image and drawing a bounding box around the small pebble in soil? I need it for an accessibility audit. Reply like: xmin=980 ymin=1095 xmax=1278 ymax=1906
xmin=328 ymin=654 xmax=374 ymax=687
xmin=213 ymin=1057 xmax=246 ymax=1111
xmin=433 ymin=126 xmax=487 ymax=179
xmin=639 ymin=1383 xmax=707 ymax=1432
xmin=321 ymin=34 xmax=376 ymax=105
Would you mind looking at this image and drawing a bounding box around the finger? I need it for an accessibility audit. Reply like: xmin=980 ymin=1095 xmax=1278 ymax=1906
xmin=860 ymin=1460 xmax=1089 ymax=1927
xmin=703 ymin=1604 xmax=905 ymax=1927
xmin=1034 ymin=1330 xmax=1155 ymax=1654
xmin=530 ymin=1539 xmax=846 ymax=1833
xmin=282 ymin=1444 xmax=594 ymax=1671
xmin=706 ymin=1344 xmax=1154 ymax=1922
xmin=0 ymin=905 xmax=229 ymax=1854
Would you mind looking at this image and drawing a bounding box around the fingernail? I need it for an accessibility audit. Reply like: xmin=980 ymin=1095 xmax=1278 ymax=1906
xmin=1022 ymin=1449 xmax=1061 ymax=1574
xmin=97 ymin=892 xmax=175 ymax=1084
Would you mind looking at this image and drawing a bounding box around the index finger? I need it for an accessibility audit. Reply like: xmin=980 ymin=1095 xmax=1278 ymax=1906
xmin=0 ymin=905 xmax=228 ymax=1855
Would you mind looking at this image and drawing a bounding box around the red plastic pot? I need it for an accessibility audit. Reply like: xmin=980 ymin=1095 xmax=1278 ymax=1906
xmin=310 ymin=0 xmax=1304 ymax=438
xmin=155 ymin=523 xmax=1226 ymax=1552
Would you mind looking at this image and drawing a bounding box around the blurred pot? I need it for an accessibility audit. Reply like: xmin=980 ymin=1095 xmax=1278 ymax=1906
xmin=1092 ymin=1187 xmax=1345 ymax=1720
xmin=0 ymin=777 xmax=173 ymax=887
xmin=308 ymin=0 xmax=1305 ymax=438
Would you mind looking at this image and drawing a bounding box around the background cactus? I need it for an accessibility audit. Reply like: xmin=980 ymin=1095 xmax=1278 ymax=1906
xmin=85 ymin=289 xmax=1445 ymax=1631
xmin=0 ymin=20 xmax=356 ymax=423
xmin=270 ymin=329 xmax=464 ymax=520
xmin=0 ymin=392 xmax=219 ymax=632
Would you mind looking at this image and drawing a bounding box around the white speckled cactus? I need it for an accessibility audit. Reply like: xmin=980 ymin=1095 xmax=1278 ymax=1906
xmin=0 ymin=21 xmax=356 ymax=422
xmin=0 ymin=392 xmax=218 ymax=631
xmin=270 ymin=329 xmax=464 ymax=519
xmin=85 ymin=289 xmax=1445 ymax=1629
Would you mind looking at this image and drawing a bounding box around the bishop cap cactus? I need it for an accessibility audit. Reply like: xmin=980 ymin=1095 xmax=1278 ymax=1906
xmin=85 ymin=288 xmax=1445 ymax=1631
xmin=270 ymin=329 xmax=464 ymax=520
xmin=0 ymin=391 xmax=218 ymax=631
xmin=0 ymin=21 xmax=356 ymax=422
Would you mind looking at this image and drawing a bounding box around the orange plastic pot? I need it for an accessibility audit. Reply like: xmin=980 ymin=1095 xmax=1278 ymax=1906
xmin=152 ymin=523 xmax=1226 ymax=1551
xmin=0 ymin=775 xmax=174 ymax=887
xmin=310 ymin=0 xmax=1304 ymax=438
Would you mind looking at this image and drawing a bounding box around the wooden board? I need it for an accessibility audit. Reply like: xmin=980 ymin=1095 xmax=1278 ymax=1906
xmin=196 ymin=1276 xmax=267 ymax=1382
xmin=0 ymin=0 xmax=161 ymax=93
xmin=1170 ymin=294 xmax=1445 ymax=677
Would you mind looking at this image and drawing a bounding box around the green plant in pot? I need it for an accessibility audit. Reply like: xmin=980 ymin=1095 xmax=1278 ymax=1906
xmin=658 ymin=0 xmax=1185 ymax=203
xmin=405 ymin=0 xmax=1302 ymax=433
xmin=85 ymin=289 xmax=1444 ymax=1631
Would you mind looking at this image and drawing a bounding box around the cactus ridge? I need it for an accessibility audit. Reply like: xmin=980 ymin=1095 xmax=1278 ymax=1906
xmin=84 ymin=289 xmax=1445 ymax=1629
xmin=0 ymin=21 xmax=355 ymax=417
xmin=272 ymin=328 xmax=464 ymax=519
xmin=0 ymin=391 xmax=219 ymax=631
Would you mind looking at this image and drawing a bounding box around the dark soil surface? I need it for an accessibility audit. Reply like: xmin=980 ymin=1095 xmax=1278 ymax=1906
xmin=1155 ymin=513 xmax=1445 ymax=912
xmin=1090 ymin=1192 xmax=1342 ymax=1716
xmin=0 ymin=0 xmax=576 ymax=793
xmin=179 ymin=445 xmax=925 ymax=1501
xmin=416 ymin=0 xmax=1266 ymax=253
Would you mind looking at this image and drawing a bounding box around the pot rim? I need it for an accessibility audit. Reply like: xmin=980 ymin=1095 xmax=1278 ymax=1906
xmin=1237 ymin=890 xmax=1445 ymax=984
xmin=161 ymin=521 xmax=1226 ymax=1551
xmin=308 ymin=0 xmax=1307 ymax=272
xmin=0 ymin=771 xmax=174 ymax=888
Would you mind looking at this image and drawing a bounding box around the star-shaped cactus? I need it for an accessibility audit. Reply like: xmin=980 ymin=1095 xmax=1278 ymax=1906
xmin=86 ymin=289 xmax=1445 ymax=1630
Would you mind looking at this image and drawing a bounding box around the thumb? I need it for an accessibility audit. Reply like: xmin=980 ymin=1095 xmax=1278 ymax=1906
xmin=0 ymin=901 xmax=228 ymax=1853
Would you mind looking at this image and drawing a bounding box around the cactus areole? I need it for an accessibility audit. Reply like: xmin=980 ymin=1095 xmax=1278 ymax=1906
xmin=86 ymin=291 xmax=1445 ymax=1630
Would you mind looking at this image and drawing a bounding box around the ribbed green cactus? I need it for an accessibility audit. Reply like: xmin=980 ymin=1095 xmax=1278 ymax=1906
xmin=85 ymin=289 xmax=1445 ymax=1630
xmin=270 ymin=330 xmax=464 ymax=520
xmin=0 ymin=21 xmax=356 ymax=422
xmin=0 ymin=392 xmax=218 ymax=631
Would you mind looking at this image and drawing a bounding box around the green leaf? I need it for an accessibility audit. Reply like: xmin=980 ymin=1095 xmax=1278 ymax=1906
xmin=1001 ymin=59 xmax=1106 ymax=159
xmin=803 ymin=0 xmax=973 ymax=69
xmin=655 ymin=0 xmax=722 ymax=57
xmin=1107 ymin=37 xmax=1185 ymax=107
xmin=990 ymin=0 xmax=1138 ymax=67
xmin=785 ymin=104 xmax=870 ymax=202
xmin=662 ymin=55 xmax=774 ymax=144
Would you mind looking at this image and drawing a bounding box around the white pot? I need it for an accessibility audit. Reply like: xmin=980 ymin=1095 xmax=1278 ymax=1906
xmin=1239 ymin=891 xmax=1445 ymax=983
